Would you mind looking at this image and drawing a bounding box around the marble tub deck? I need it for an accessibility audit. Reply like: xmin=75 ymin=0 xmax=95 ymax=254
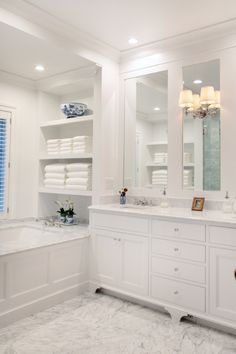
xmin=0 ymin=293 xmax=236 ymax=354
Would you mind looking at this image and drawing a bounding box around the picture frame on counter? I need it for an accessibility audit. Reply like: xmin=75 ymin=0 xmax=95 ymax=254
xmin=192 ymin=197 xmax=205 ymax=211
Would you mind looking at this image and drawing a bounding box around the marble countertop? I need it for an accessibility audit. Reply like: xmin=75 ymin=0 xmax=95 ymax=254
xmin=0 ymin=221 xmax=90 ymax=256
xmin=89 ymin=204 xmax=236 ymax=226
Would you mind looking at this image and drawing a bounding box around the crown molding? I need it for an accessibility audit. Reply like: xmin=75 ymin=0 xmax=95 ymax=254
xmin=0 ymin=0 xmax=120 ymax=64
xmin=120 ymin=17 xmax=236 ymax=63
xmin=0 ymin=69 xmax=36 ymax=90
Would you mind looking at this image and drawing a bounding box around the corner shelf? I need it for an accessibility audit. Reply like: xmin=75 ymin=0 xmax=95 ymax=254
xmin=39 ymin=153 xmax=93 ymax=160
xmin=39 ymin=187 xmax=92 ymax=197
xmin=40 ymin=115 xmax=94 ymax=128
xmin=183 ymin=163 xmax=194 ymax=167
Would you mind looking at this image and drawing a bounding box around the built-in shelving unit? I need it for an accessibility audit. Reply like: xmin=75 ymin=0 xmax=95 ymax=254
xmin=37 ymin=65 xmax=99 ymax=220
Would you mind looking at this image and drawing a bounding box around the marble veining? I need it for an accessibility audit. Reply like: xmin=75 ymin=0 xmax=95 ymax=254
xmin=0 ymin=293 xmax=236 ymax=354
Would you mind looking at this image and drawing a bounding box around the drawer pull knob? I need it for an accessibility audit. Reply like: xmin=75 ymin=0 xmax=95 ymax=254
xmin=174 ymin=291 xmax=179 ymax=295
xmin=174 ymin=248 xmax=179 ymax=252
xmin=174 ymin=228 xmax=179 ymax=232
xmin=174 ymin=267 xmax=179 ymax=272
xmin=117 ymin=238 xmax=121 ymax=242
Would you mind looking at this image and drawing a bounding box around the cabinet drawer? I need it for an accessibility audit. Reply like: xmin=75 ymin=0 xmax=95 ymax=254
xmin=151 ymin=219 xmax=205 ymax=242
xmin=151 ymin=275 xmax=205 ymax=312
xmin=151 ymin=257 xmax=205 ymax=284
xmin=92 ymin=212 xmax=148 ymax=235
xmin=209 ymin=226 xmax=236 ymax=247
xmin=152 ymin=238 xmax=205 ymax=263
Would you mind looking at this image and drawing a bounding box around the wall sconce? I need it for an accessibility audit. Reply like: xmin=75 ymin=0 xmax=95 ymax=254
xmin=179 ymin=86 xmax=220 ymax=119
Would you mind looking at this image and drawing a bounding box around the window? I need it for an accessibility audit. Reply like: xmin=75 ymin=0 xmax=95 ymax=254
xmin=0 ymin=110 xmax=11 ymax=216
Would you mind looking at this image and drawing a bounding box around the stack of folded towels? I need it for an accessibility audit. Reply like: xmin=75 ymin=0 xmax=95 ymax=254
xmin=72 ymin=136 xmax=92 ymax=154
xmin=65 ymin=163 xmax=92 ymax=190
xmin=184 ymin=152 xmax=193 ymax=164
xmin=183 ymin=169 xmax=193 ymax=187
xmin=46 ymin=136 xmax=92 ymax=155
xmin=60 ymin=138 xmax=72 ymax=154
xmin=44 ymin=163 xmax=92 ymax=190
xmin=47 ymin=139 xmax=60 ymax=155
xmin=44 ymin=164 xmax=66 ymax=188
xmin=153 ymin=152 xmax=168 ymax=165
xmin=152 ymin=169 xmax=168 ymax=185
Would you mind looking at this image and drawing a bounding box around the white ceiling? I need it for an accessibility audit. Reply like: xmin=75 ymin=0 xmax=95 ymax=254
xmin=0 ymin=22 xmax=92 ymax=80
xmin=26 ymin=0 xmax=236 ymax=51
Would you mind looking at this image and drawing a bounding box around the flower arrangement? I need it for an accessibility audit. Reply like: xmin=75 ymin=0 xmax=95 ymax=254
xmin=55 ymin=199 xmax=76 ymax=222
xmin=119 ymin=188 xmax=128 ymax=197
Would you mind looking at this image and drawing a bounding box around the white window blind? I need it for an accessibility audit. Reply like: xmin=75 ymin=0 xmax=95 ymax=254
xmin=0 ymin=111 xmax=11 ymax=216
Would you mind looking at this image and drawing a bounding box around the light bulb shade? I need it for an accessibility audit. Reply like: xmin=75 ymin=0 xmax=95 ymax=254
xmin=179 ymin=90 xmax=193 ymax=108
xmin=200 ymin=86 xmax=215 ymax=104
xmin=192 ymin=94 xmax=201 ymax=109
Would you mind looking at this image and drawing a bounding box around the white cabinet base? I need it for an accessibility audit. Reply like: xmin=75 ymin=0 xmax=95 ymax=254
xmin=164 ymin=307 xmax=188 ymax=323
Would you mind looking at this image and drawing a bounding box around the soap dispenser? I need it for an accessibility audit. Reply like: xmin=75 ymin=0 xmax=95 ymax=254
xmin=160 ymin=186 xmax=169 ymax=208
xmin=222 ymin=191 xmax=232 ymax=214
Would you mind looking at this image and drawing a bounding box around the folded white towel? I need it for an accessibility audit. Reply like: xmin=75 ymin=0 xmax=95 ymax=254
xmin=45 ymin=173 xmax=65 ymax=179
xmin=66 ymin=177 xmax=90 ymax=185
xmin=67 ymin=171 xmax=91 ymax=178
xmin=73 ymin=141 xmax=89 ymax=146
xmin=66 ymin=163 xmax=92 ymax=172
xmin=73 ymin=136 xmax=91 ymax=142
xmin=60 ymin=138 xmax=72 ymax=144
xmin=47 ymin=139 xmax=60 ymax=144
xmin=60 ymin=147 xmax=72 ymax=151
xmin=44 ymin=179 xmax=65 ymax=185
xmin=60 ymin=143 xmax=72 ymax=148
xmin=73 ymin=149 xmax=87 ymax=153
xmin=45 ymin=164 xmax=66 ymax=173
xmin=65 ymin=184 xmax=90 ymax=190
xmin=47 ymin=143 xmax=60 ymax=148
xmin=44 ymin=184 xmax=65 ymax=189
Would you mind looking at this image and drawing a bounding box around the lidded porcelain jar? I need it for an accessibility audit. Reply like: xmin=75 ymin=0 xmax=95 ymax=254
xmin=222 ymin=191 xmax=233 ymax=214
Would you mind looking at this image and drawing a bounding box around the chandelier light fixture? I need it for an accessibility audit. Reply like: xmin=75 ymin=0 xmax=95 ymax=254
xmin=179 ymin=86 xmax=221 ymax=119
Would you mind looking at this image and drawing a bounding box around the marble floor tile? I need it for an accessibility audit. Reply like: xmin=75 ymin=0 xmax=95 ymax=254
xmin=0 ymin=293 xmax=236 ymax=354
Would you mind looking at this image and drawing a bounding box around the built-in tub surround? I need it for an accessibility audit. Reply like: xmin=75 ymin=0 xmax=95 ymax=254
xmin=89 ymin=204 xmax=236 ymax=333
xmin=0 ymin=221 xmax=89 ymax=328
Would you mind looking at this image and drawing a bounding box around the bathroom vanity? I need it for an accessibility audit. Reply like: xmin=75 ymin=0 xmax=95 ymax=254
xmin=89 ymin=205 xmax=236 ymax=331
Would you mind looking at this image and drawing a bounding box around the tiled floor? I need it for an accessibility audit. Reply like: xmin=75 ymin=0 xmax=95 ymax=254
xmin=0 ymin=293 xmax=236 ymax=354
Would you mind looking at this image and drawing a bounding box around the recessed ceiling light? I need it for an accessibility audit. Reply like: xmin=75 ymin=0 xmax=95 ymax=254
xmin=154 ymin=107 xmax=160 ymax=111
xmin=128 ymin=38 xmax=138 ymax=44
xmin=193 ymin=79 xmax=202 ymax=84
xmin=35 ymin=65 xmax=45 ymax=72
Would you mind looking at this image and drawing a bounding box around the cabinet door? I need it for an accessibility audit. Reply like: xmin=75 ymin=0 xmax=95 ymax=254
xmin=210 ymin=247 xmax=236 ymax=322
xmin=90 ymin=230 xmax=119 ymax=286
xmin=118 ymin=234 xmax=149 ymax=295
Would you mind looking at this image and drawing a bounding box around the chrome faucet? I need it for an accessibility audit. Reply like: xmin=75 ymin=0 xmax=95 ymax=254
xmin=135 ymin=198 xmax=149 ymax=206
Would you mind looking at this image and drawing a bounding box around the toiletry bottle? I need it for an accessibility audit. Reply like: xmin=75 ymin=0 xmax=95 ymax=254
xmin=222 ymin=191 xmax=232 ymax=214
xmin=160 ymin=186 xmax=169 ymax=208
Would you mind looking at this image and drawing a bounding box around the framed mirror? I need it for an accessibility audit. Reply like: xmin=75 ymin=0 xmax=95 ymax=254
xmin=124 ymin=70 xmax=168 ymax=191
xmin=181 ymin=59 xmax=220 ymax=191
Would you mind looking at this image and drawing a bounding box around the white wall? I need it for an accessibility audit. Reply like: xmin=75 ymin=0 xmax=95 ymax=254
xmin=0 ymin=80 xmax=38 ymax=218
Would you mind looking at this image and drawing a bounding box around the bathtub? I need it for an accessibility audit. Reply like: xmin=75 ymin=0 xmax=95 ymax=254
xmin=0 ymin=223 xmax=89 ymax=328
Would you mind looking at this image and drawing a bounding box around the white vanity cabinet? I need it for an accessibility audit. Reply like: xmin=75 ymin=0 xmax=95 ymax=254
xmin=89 ymin=207 xmax=236 ymax=331
xmin=209 ymin=226 xmax=236 ymax=323
xmin=150 ymin=218 xmax=206 ymax=314
xmin=90 ymin=213 xmax=149 ymax=295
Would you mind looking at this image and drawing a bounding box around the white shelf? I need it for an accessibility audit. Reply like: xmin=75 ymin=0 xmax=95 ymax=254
xmin=146 ymin=141 xmax=168 ymax=146
xmin=40 ymin=115 xmax=94 ymax=128
xmin=184 ymin=141 xmax=194 ymax=145
xmin=39 ymin=187 xmax=92 ymax=196
xmin=184 ymin=163 xmax=194 ymax=167
xmin=39 ymin=153 xmax=93 ymax=160
xmin=146 ymin=163 xmax=168 ymax=167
